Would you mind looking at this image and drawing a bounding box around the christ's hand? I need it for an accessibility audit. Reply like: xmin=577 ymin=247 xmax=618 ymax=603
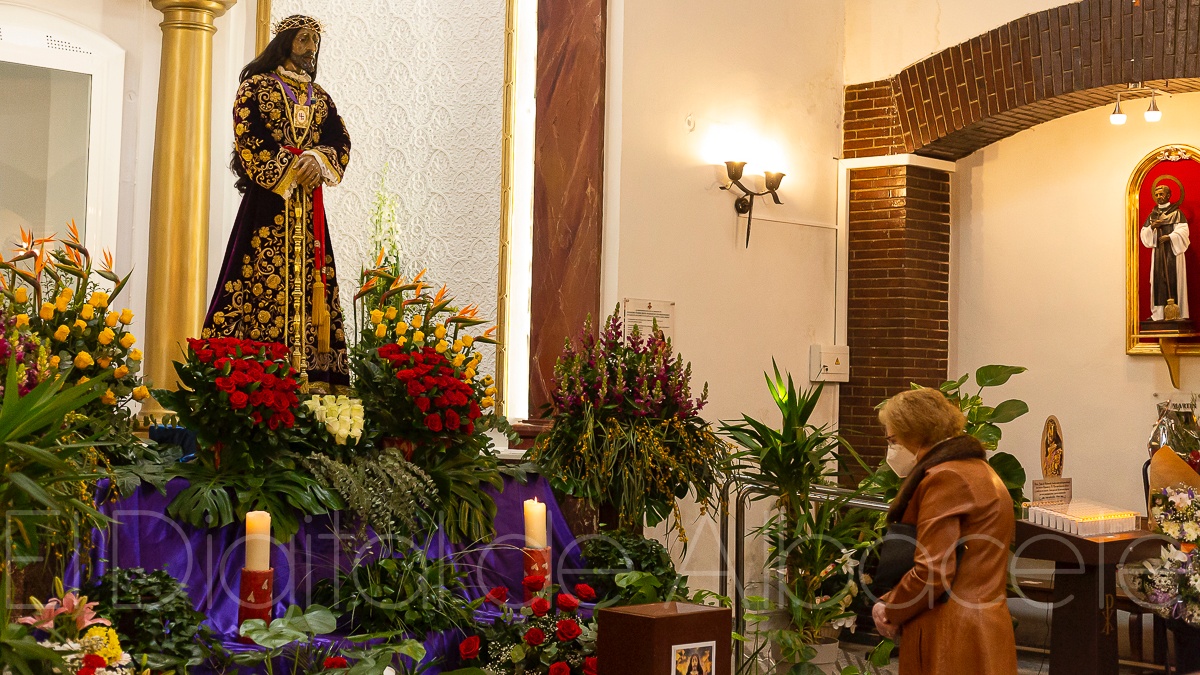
xmin=294 ymin=154 xmax=323 ymax=189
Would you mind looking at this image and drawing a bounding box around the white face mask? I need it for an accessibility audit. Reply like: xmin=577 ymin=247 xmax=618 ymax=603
xmin=886 ymin=442 xmax=918 ymax=478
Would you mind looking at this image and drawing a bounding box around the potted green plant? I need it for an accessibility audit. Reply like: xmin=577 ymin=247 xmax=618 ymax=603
xmin=721 ymin=364 xmax=879 ymax=675
xmin=860 ymin=365 xmax=1029 ymax=509
xmin=530 ymin=307 xmax=728 ymax=538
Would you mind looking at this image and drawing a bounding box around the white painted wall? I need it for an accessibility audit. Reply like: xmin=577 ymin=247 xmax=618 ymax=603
xmin=951 ymin=91 xmax=1200 ymax=514
xmin=607 ymin=0 xmax=847 ymax=591
xmin=844 ymin=0 xmax=1066 ymax=84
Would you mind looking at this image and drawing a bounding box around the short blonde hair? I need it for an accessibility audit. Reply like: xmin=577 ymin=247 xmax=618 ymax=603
xmin=878 ymin=387 xmax=966 ymax=449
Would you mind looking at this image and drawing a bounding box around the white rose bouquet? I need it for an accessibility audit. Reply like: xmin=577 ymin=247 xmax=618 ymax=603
xmin=303 ymin=394 xmax=365 ymax=446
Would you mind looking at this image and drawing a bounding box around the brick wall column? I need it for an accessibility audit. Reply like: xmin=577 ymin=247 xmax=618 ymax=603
xmin=839 ymin=164 xmax=952 ymax=468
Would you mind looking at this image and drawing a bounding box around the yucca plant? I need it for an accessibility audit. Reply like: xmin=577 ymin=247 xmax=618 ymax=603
xmin=721 ymin=363 xmax=878 ymax=671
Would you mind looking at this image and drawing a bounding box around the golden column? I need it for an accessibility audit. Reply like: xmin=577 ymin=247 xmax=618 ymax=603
xmin=144 ymin=0 xmax=237 ymax=398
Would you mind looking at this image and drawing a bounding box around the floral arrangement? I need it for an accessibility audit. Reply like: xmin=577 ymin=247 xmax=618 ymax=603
xmin=529 ymin=307 xmax=727 ymax=534
xmin=1137 ymin=546 xmax=1200 ymax=626
xmin=0 ymin=310 xmax=50 ymax=398
xmin=1130 ymin=489 xmax=1200 ymax=633
xmin=155 ymin=338 xmax=341 ymax=541
xmin=1150 ymin=485 xmax=1200 ymax=545
xmin=303 ymin=394 xmax=366 ymax=446
xmin=155 ymin=337 xmax=300 ymax=468
xmin=353 ymin=261 xmax=498 ymax=447
xmin=350 ymin=256 xmax=510 ymax=544
xmin=19 ymin=582 xmax=133 ymax=675
xmin=453 ymin=576 xmax=597 ymax=675
xmin=0 ymin=225 xmax=146 ymax=459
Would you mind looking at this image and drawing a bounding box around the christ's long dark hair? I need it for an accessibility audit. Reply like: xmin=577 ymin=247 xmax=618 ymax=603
xmin=239 ymin=27 xmax=320 ymax=82
xmin=230 ymin=28 xmax=320 ymax=191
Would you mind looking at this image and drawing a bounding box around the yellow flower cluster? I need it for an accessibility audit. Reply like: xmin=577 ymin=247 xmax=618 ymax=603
xmin=83 ymin=625 xmax=124 ymax=663
xmin=7 ymin=270 xmax=144 ymax=409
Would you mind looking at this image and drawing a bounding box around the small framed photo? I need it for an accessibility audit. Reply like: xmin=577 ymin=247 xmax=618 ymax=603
xmin=672 ymin=641 xmax=716 ymax=675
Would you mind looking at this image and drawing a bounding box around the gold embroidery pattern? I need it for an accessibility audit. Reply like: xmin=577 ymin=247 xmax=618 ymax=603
xmin=202 ymin=204 xmax=349 ymax=378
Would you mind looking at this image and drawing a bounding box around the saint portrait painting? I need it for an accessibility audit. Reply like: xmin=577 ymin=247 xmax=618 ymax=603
xmin=1127 ymin=145 xmax=1200 ymax=354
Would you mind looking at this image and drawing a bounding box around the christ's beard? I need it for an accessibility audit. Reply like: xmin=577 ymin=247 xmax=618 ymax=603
xmin=293 ymin=54 xmax=315 ymax=75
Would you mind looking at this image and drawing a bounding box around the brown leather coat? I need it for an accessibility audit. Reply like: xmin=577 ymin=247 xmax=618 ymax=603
xmin=881 ymin=456 xmax=1018 ymax=675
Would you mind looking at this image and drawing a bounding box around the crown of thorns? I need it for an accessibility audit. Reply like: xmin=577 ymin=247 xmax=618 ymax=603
xmin=272 ymin=15 xmax=323 ymax=35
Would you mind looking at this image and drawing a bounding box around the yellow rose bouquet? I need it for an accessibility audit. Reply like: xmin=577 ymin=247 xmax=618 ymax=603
xmin=0 ymin=224 xmax=146 ymax=460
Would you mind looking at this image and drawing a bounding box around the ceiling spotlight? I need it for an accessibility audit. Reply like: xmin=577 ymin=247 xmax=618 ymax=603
xmin=1145 ymin=94 xmax=1163 ymax=122
xmin=1110 ymin=97 xmax=1127 ymax=125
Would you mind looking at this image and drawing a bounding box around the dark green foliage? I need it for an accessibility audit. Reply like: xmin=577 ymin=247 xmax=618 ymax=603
xmin=580 ymin=532 xmax=688 ymax=605
xmin=166 ymin=454 xmax=344 ymax=543
xmin=314 ymin=549 xmax=479 ymax=640
xmin=84 ymin=566 xmax=217 ymax=672
xmin=862 ymin=364 xmax=1029 ymax=507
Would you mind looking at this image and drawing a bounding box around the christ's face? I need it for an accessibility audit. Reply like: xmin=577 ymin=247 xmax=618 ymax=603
xmin=288 ymin=28 xmax=319 ymax=75
xmin=1155 ymin=186 xmax=1172 ymax=206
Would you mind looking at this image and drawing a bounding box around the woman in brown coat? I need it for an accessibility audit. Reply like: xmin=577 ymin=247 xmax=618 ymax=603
xmin=871 ymin=387 xmax=1018 ymax=675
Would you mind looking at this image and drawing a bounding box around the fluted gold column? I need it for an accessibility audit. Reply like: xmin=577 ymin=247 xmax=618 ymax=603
xmin=144 ymin=0 xmax=237 ymax=401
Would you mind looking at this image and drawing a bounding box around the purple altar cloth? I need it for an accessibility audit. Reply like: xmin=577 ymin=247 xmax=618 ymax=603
xmin=71 ymin=473 xmax=586 ymax=672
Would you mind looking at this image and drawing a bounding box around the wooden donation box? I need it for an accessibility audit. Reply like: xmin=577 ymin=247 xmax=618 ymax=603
xmin=597 ymin=602 xmax=731 ymax=675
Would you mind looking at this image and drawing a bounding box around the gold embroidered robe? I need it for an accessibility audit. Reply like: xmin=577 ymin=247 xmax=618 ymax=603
xmin=203 ymin=69 xmax=352 ymax=389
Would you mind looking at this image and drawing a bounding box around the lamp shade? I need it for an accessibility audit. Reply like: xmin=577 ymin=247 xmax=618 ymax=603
xmin=1145 ymin=96 xmax=1162 ymax=122
xmin=764 ymin=172 xmax=785 ymax=192
xmin=724 ymin=161 xmax=746 ymax=182
xmin=1110 ymin=99 xmax=1126 ymax=125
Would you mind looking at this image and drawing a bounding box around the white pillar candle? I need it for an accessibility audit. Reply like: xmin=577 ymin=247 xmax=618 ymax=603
xmin=245 ymin=511 xmax=272 ymax=571
xmin=524 ymin=498 xmax=547 ymax=550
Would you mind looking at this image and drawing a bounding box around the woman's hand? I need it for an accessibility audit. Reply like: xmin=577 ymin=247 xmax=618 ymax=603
xmin=872 ymin=602 xmax=899 ymax=639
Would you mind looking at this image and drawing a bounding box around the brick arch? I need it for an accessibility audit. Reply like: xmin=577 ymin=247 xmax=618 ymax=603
xmin=844 ymin=0 xmax=1200 ymax=161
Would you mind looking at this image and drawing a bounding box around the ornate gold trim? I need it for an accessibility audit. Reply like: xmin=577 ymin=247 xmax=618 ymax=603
xmin=1126 ymin=144 xmax=1200 ymax=355
xmin=494 ymin=0 xmax=517 ymax=417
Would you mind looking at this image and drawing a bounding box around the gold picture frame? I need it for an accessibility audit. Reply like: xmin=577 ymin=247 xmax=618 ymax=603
xmin=1126 ymin=144 xmax=1200 ymax=356
xmin=255 ymin=0 xmax=520 ymax=415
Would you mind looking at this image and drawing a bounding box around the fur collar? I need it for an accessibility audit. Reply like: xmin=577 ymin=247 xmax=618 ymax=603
xmin=887 ymin=434 xmax=986 ymax=523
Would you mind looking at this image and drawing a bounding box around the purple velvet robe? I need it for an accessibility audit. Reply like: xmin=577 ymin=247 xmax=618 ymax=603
xmin=203 ymin=68 xmax=352 ymax=389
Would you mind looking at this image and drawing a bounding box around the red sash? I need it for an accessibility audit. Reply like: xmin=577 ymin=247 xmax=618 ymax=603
xmin=282 ymin=146 xmax=326 ymax=287
xmin=283 ymin=146 xmax=331 ymax=354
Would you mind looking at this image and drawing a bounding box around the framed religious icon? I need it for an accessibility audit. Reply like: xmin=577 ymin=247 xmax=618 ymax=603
xmin=1041 ymin=415 xmax=1064 ymax=480
xmin=672 ymin=641 xmax=716 ymax=675
xmin=1127 ymin=144 xmax=1200 ymax=354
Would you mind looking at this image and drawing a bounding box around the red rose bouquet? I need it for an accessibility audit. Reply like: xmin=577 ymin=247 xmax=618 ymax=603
xmin=351 ymin=257 xmax=514 ymax=544
xmin=351 ymin=261 xmax=500 ymax=448
xmin=156 ymin=337 xmax=340 ymax=541
xmin=453 ymin=576 xmax=596 ymax=675
xmin=156 ymin=337 xmax=300 ymax=466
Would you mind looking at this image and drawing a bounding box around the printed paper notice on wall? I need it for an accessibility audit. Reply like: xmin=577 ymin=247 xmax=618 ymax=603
xmin=622 ymin=298 xmax=675 ymax=342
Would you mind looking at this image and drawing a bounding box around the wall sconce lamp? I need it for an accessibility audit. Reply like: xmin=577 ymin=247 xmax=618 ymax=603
xmin=720 ymin=161 xmax=785 ymax=247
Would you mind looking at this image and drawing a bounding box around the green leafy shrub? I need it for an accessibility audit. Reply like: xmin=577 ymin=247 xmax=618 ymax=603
xmin=580 ymin=532 xmax=688 ymax=605
xmin=84 ymin=566 xmax=217 ymax=672
xmin=314 ymin=549 xmax=478 ymax=640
